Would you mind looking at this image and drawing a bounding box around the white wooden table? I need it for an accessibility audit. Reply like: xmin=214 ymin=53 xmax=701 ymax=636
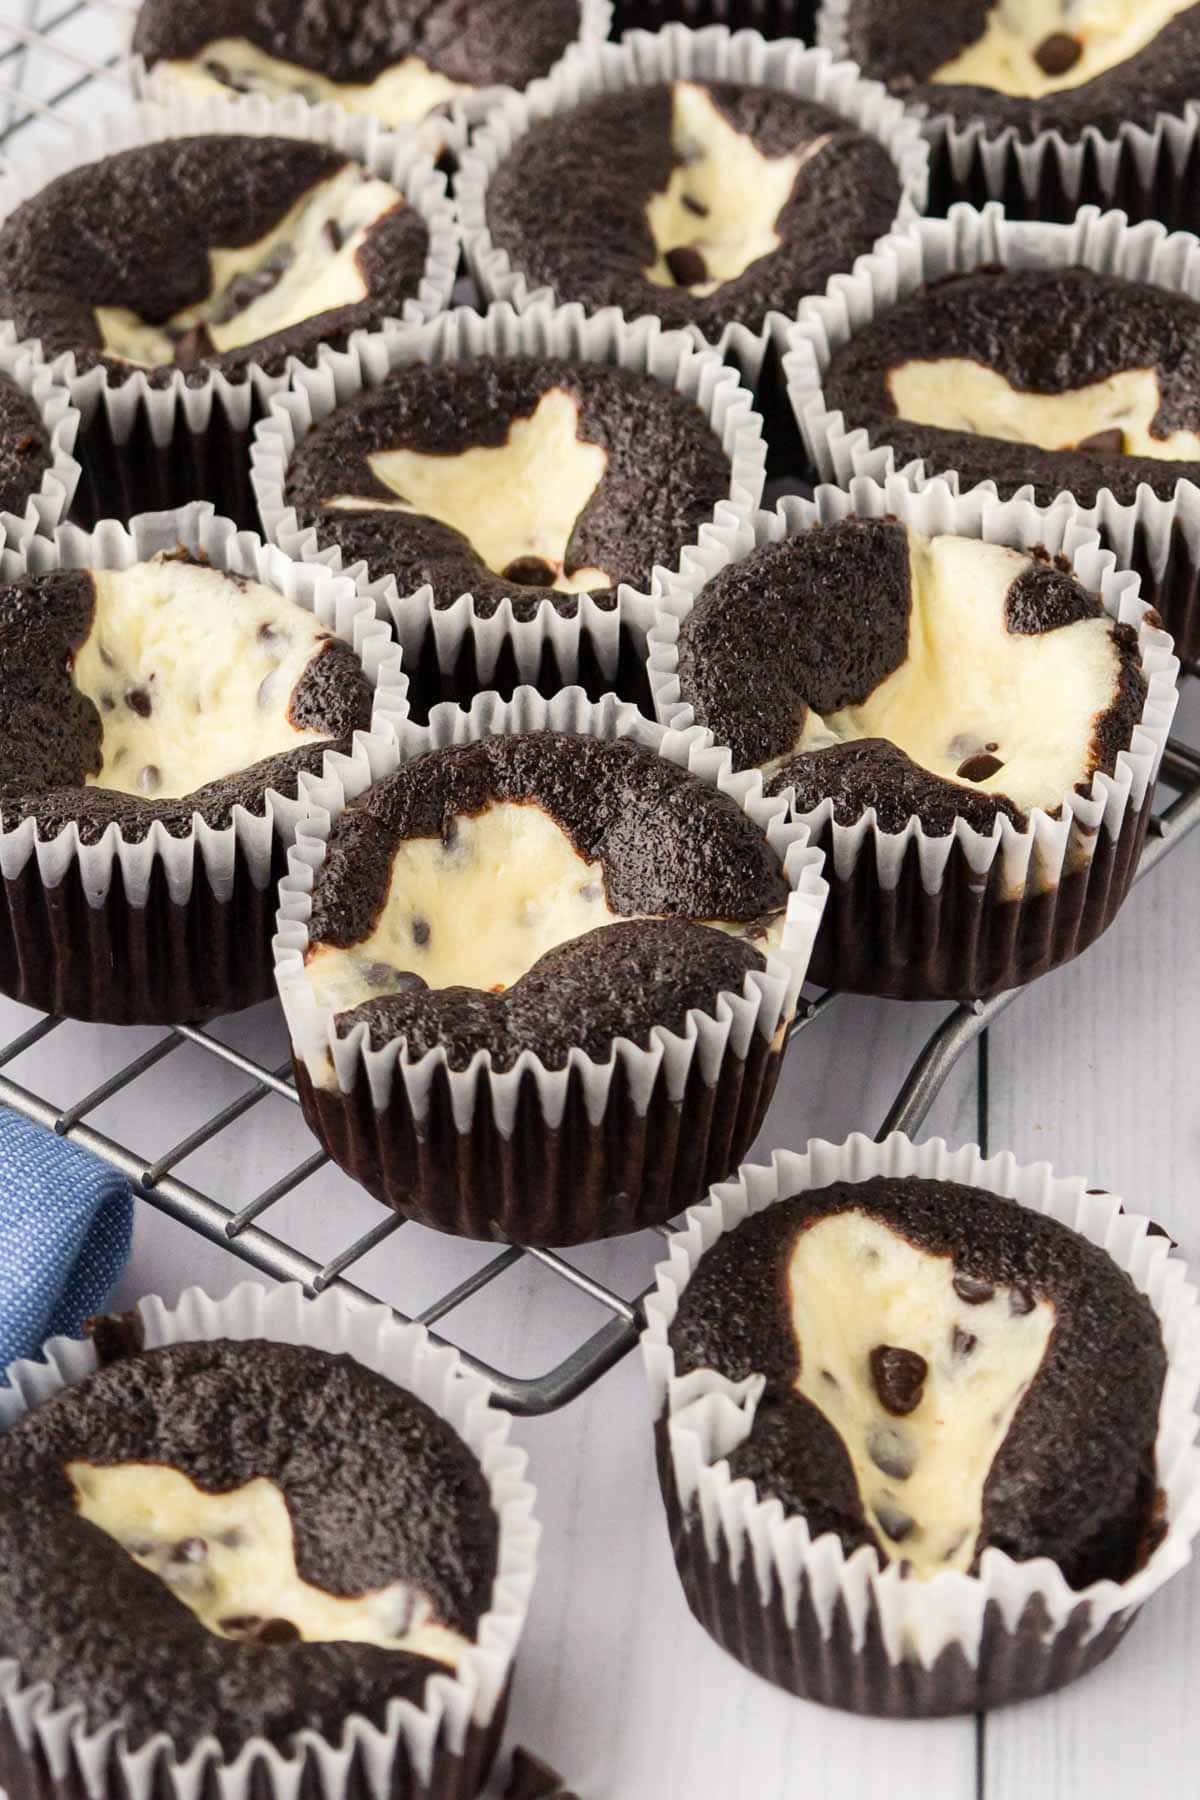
xmin=1 ymin=685 xmax=1192 ymax=1800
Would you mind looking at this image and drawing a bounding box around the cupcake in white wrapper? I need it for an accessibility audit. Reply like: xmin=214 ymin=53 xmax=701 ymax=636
xmin=648 ymin=474 xmax=1179 ymax=1002
xmin=786 ymin=202 xmax=1200 ymax=663
xmin=0 ymin=502 xmax=406 ymax=1025
xmin=0 ymin=329 xmax=82 ymax=557
xmin=0 ymin=1280 xmax=538 ymax=1799
xmin=273 ymin=686 xmax=827 ymax=1246
xmin=817 ymin=0 xmax=1200 ymax=228
xmin=455 ymin=23 xmax=927 ymax=461
xmin=642 ymin=1132 xmax=1200 ymax=1716
xmin=0 ymin=90 xmax=459 ymax=531
xmin=251 ymin=301 xmax=765 ymax=720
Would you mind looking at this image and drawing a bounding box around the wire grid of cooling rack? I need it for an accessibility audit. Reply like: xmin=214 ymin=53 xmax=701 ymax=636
xmin=2 ymin=3 xmax=1200 ymax=1415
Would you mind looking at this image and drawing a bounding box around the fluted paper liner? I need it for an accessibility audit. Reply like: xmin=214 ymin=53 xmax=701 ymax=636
xmin=0 ymin=1281 xmax=538 ymax=1798
xmin=648 ymin=474 xmax=1179 ymax=1000
xmin=785 ymin=202 xmax=1200 ymax=659
xmin=0 ymin=502 xmax=407 ymax=1024
xmin=817 ymin=0 xmax=1200 ymax=226
xmin=0 ymin=89 xmax=458 ymax=529
xmin=133 ymin=0 xmax=613 ymax=164
xmin=251 ymin=300 xmax=766 ymax=718
xmin=642 ymin=1131 xmax=1200 ymax=1716
xmin=455 ymin=24 xmax=929 ymax=392
xmin=274 ymin=687 xmax=828 ymax=1245
xmin=0 ymin=330 xmax=82 ymax=556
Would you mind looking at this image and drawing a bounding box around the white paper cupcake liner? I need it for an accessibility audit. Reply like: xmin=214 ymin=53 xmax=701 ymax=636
xmin=0 ymin=1280 xmax=539 ymax=1799
xmin=251 ymin=299 xmax=766 ymax=719
xmin=455 ymin=24 xmax=929 ymax=394
xmin=0 ymin=501 xmax=406 ymax=1024
xmin=133 ymin=0 xmax=613 ymax=165
xmin=0 ymin=326 xmax=82 ymax=556
xmin=817 ymin=0 xmax=1200 ymax=226
xmin=785 ymin=201 xmax=1200 ymax=662
xmin=647 ymin=472 xmax=1179 ymax=1000
xmin=642 ymin=1130 xmax=1200 ymax=1715
xmin=0 ymin=89 xmax=459 ymax=531
xmin=273 ymin=685 xmax=828 ymax=1245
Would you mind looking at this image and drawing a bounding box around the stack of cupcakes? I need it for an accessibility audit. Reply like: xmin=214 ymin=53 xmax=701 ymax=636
xmin=0 ymin=0 xmax=1196 ymax=1775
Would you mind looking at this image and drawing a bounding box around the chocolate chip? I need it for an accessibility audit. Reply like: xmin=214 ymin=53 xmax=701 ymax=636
xmin=204 ymin=57 xmax=253 ymax=93
xmin=821 ymin=1369 xmax=839 ymax=1388
xmin=84 ymin=1307 xmax=145 ymax=1364
xmin=875 ymin=1500 xmax=915 ymax=1544
xmin=170 ymin=1537 xmax=207 ymax=1564
xmin=218 ymin=1529 xmax=244 ymax=1549
xmin=126 ymin=686 xmax=152 ymax=718
xmin=952 ymin=1273 xmax=996 ymax=1305
xmin=137 ymin=765 xmax=161 ymax=795
xmin=219 ymin=1614 xmax=264 ymax=1635
xmin=952 ymin=1326 xmax=978 ymax=1358
xmin=210 ymin=244 xmax=293 ymax=326
xmin=1076 ymin=427 xmax=1126 ymax=455
xmin=665 ymin=245 xmax=708 ymax=287
xmin=254 ymin=1618 xmax=301 ymax=1644
xmin=956 ymin=753 xmax=1004 ymax=783
xmin=1034 ymin=30 xmax=1082 ymax=76
xmin=502 ymin=555 xmax=556 ymax=587
xmin=100 ymin=693 xmax=115 ymax=712
xmin=257 ymin=621 xmax=285 ymax=648
xmin=681 ymin=194 xmax=709 ymax=217
xmin=869 ymin=1345 xmax=927 ymax=1416
xmin=578 ymin=881 xmax=603 ymax=903
xmin=172 ymin=323 xmax=216 ymax=371
xmin=412 ymin=917 xmax=431 ymax=947
xmin=325 ymin=219 xmax=345 ymax=253
xmin=868 ymin=1424 xmax=915 ymax=1482
xmin=1008 ymin=1286 xmax=1034 ymax=1317
xmin=361 ymin=961 xmax=425 ymax=995
xmin=98 ymin=643 xmax=114 ymax=668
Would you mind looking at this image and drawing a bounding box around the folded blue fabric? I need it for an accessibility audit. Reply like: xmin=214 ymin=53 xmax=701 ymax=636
xmin=0 ymin=1107 xmax=134 ymax=1377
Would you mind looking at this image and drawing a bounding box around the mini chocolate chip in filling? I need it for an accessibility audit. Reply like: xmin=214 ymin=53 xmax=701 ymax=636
xmin=255 ymin=1617 xmax=302 ymax=1645
xmin=869 ymin=1344 xmax=928 ymax=1416
xmin=867 ymin=1422 xmax=916 ymax=1482
xmin=665 ymin=244 xmax=709 ymax=288
xmin=952 ymin=1325 xmax=978 ymax=1358
xmin=952 ymin=1272 xmax=996 ymax=1305
xmin=412 ymin=917 xmax=431 ymax=947
xmin=137 ymin=764 xmax=161 ymax=795
xmin=1076 ymin=427 xmax=1127 ymax=455
xmin=170 ymin=1536 xmax=208 ymax=1564
xmin=219 ymin=1613 xmax=265 ymax=1636
xmin=325 ymin=219 xmax=345 ymax=253
xmin=875 ymin=1500 xmax=916 ymax=1544
xmin=172 ymin=322 xmax=216 ymax=371
xmin=956 ymin=753 xmax=1005 ymax=783
xmin=502 ymin=555 xmax=557 ymax=587
xmin=1034 ymin=30 xmax=1083 ymax=76
xmin=681 ymin=193 xmax=709 ymax=217
xmin=126 ymin=686 xmax=152 ymax=719
xmin=209 ymin=243 xmax=294 ymax=327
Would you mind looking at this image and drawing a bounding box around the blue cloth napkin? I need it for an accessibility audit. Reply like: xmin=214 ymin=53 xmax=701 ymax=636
xmin=0 ymin=1106 xmax=134 ymax=1376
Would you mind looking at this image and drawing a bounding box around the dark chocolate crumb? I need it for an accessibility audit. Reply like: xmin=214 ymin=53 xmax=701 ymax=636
xmin=1009 ymin=1287 xmax=1035 ymax=1317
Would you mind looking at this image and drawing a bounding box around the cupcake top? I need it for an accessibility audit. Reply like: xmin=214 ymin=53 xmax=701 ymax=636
xmin=133 ymin=0 xmax=588 ymax=127
xmin=304 ymin=731 xmax=791 ymax=1070
xmin=0 ymin=551 xmax=374 ymax=842
xmin=0 ymin=375 xmax=53 ymax=521
xmin=0 ymin=137 xmax=428 ymax=383
xmin=0 ymin=1333 xmax=498 ymax=1750
xmin=820 ymin=266 xmax=1200 ymax=506
xmin=841 ymin=0 xmax=1200 ymax=139
xmin=668 ymin=1173 xmax=1167 ymax=1586
xmin=482 ymin=80 xmax=903 ymax=340
xmin=674 ymin=517 xmax=1148 ymax=834
xmin=283 ymin=357 xmax=734 ymax=620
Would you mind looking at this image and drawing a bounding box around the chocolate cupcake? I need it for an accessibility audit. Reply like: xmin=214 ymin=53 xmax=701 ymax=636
xmin=649 ymin=480 xmax=1177 ymax=1000
xmin=0 ymin=99 xmax=456 ymax=528
xmin=642 ymin=1133 xmax=1200 ymax=1716
xmin=786 ymin=204 xmax=1200 ymax=661
xmin=0 ymin=507 xmax=403 ymax=1024
xmin=458 ymin=28 xmax=927 ymax=399
xmin=0 ymin=1281 xmax=538 ymax=1800
xmin=133 ymin=0 xmax=608 ymax=133
xmin=274 ymin=690 xmax=826 ymax=1246
xmin=819 ymin=0 xmax=1200 ymax=224
xmin=254 ymin=307 xmax=763 ymax=717
xmin=0 ymin=353 xmax=80 ymax=551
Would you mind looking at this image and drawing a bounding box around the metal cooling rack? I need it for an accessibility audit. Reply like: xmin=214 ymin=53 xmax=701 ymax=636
xmin=2 ymin=3 xmax=1200 ymax=1416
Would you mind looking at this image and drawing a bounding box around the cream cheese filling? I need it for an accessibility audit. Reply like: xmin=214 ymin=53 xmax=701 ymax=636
xmin=159 ymin=36 xmax=471 ymax=126
xmin=787 ymin=1211 xmax=1055 ymax=1577
xmin=305 ymin=797 xmax=782 ymax=1014
xmin=69 ymin=1460 xmax=470 ymax=1664
xmin=96 ymin=165 xmax=403 ymax=365
xmin=325 ymin=387 xmax=613 ymax=596
xmin=930 ymin=0 xmax=1194 ymax=99
xmin=887 ymin=358 xmax=1200 ymax=460
xmin=779 ymin=532 xmax=1123 ymax=817
xmin=74 ymin=559 xmax=335 ymax=800
xmin=644 ymin=81 xmax=810 ymax=296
